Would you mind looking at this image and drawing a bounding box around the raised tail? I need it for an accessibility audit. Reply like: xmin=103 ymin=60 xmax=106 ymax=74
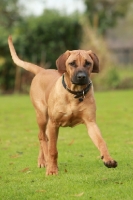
xmin=8 ymin=36 xmax=43 ymax=75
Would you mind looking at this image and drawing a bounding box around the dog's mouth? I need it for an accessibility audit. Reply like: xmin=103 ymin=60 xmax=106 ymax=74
xmin=71 ymin=71 xmax=89 ymax=85
xmin=71 ymin=80 xmax=89 ymax=85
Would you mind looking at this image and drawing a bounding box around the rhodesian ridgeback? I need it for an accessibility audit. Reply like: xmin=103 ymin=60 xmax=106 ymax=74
xmin=8 ymin=36 xmax=117 ymax=175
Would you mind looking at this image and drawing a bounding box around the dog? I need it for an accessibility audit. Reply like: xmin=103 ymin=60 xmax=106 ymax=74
xmin=8 ymin=36 xmax=117 ymax=175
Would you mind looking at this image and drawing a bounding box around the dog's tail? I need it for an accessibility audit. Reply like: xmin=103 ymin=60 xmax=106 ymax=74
xmin=8 ymin=36 xmax=43 ymax=75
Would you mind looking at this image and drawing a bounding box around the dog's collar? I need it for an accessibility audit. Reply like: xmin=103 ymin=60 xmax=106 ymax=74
xmin=62 ymin=74 xmax=92 ymax=102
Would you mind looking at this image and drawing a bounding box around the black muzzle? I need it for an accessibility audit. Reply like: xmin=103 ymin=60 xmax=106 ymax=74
xmin=72 ymin=71 xmax=89 ymax=85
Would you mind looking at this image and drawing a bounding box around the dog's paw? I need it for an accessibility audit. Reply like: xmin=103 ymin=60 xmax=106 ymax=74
xmin=46 ymin=166 xmax=58 ymax=175
xmin=104 ymin=160 xmax=117 ymax=168
xmin=38 ymin=158 xmax=47 ymax=168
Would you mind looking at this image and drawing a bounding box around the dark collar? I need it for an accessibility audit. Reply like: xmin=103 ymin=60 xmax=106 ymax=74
xmin=62 ymin=74 xmax=92 ymax=102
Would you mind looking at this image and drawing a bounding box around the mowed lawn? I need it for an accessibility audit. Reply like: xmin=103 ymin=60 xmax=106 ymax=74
xmin=0 ymin=90 xmax=133 ymax=200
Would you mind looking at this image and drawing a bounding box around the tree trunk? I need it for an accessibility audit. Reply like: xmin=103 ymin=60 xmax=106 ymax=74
xmin=14 ymin=66 xmax=21 ymax=92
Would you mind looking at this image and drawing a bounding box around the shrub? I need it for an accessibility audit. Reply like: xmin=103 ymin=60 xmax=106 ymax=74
xmin=0 ymin=10 xmax=82 ymax=92
xmin=93 ymin=66 xmax=133 ymax=91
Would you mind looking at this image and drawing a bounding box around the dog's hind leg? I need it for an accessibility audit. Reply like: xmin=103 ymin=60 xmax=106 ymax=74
xmin=36 ymin=109 xmax=48 ymax=168
xmin=46 ymin=119 xmax=59 ymax=175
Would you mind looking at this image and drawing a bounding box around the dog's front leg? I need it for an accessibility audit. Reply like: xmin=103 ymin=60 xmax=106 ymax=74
xmin=86 ymin=121 xmax=117 ymax=168
xmin=46 ymin=119 xmax=59 ymax=175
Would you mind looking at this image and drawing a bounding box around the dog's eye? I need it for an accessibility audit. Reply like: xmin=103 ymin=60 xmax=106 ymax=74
xmin=69 ymin=61 xmax=76 ymax=67
xmin=84 ymin=60 xmax=91 ymax=67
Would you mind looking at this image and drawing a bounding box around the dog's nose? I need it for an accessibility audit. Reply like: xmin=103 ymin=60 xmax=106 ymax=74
xmin=77 ymin=72 xmax=86 ymax=80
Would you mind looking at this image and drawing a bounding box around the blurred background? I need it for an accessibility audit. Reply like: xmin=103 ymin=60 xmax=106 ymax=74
xmin=0 ymin=0 xmax=133 ymax=93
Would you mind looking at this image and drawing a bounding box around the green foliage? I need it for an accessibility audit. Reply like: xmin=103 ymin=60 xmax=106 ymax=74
xmin=0 ymin=0 xmax=23 ymax=55
xmin=0 ymin=8 xmax=82 ymax=92
xmin=93 ymin=66 xmax=133 ymax=91
xmin=0 ymin=0 xmax=23 ymax=92
xmin=104 ymin=67 xmax=120 ymax=89
xmin=83 ymin=0 xmax=132 ymax=34
xmin=0 ymin=91 xmax=133 ymax=199
xmin=15 ymin=10 xmax=82 ymax=68
xmin=0 ymin=0 xmax=22 ymax=29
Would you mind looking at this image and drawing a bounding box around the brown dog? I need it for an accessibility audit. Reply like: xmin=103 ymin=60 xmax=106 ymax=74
xmin=8 ymin=36 xmax=117 ymax=175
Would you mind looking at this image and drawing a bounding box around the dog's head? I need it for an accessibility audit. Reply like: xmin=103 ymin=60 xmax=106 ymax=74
xmin=56 ymin=50 xmax=99 ymax=85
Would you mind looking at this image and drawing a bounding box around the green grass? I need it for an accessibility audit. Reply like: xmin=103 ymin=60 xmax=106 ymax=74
xmin=0 ymin=90 xmax=133 ymax=200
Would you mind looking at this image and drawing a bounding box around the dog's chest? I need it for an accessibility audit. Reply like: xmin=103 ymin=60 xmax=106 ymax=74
xmin=49 ymin=101 xmax=84 ymax=127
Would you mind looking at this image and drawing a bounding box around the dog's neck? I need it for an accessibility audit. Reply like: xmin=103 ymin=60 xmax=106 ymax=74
xmin=62 ymin=74 xmax=92 ymax=102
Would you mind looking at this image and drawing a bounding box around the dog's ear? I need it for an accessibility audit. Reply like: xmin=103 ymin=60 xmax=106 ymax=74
xmin=88 ymin=50 xmax=99 ymax=73
xmin=56 ymin=51 xmax=70 ymax=73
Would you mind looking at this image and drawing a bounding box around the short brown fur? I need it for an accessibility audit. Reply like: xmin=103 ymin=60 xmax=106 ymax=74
xmin=8 ymin=36 xmax=117 ymax=175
